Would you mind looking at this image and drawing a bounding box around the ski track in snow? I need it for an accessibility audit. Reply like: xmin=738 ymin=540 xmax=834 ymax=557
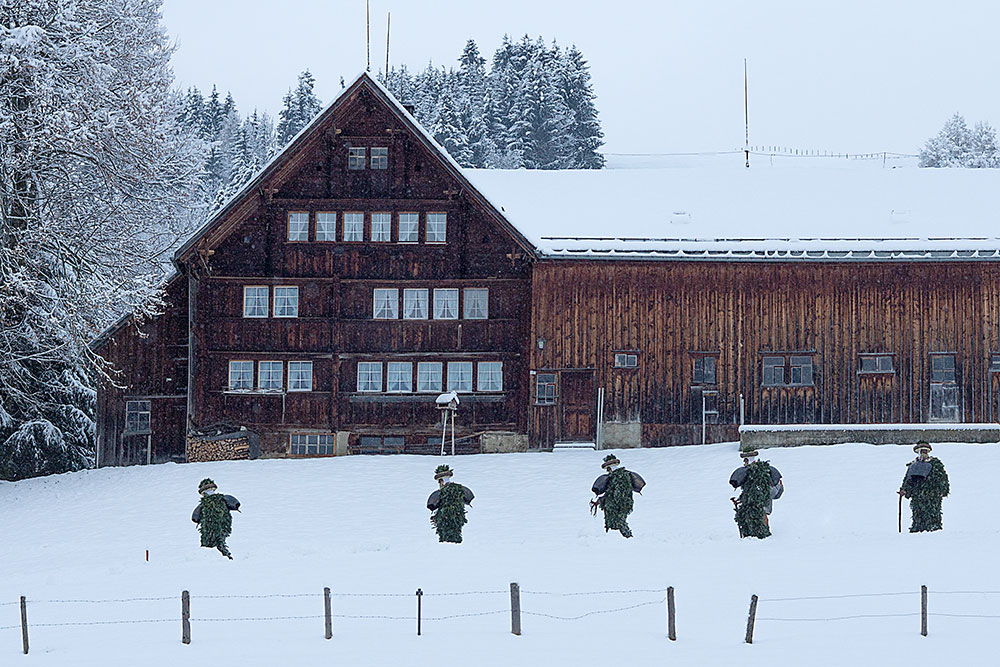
xmin=2 ymin=441 xmax=998 ymax=665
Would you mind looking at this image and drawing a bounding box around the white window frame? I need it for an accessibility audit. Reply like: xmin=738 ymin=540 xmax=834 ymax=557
xmin=447 ymin=361 xmax=474 ymax=393
xmin=417 ymin=362 xmax=443 ymax=393
xmin=370 ymin=146 xmax=388 ymax=170
xmin=357 ymin=361 xmax=383 ymax=392
xmin=387 ymin=361 xmax=413 ymax=393
xmin=288 ymin=361 xmax=313 ymax=392
xmin=477 ymin=362 xmax=503 ymax=392
xmin=426 ymin=212 xmax=447 ymax=244
xmin=228 ymin=360 xmax=254 ymax=391
xmin=316 ymin=212 xmax=337 ymax=241
xmin=343 ymin=212 xmax=364 ymax=242
xmin=243 ymin=286 xmax=269 ymax=318
xmin=403 ymin=288 xmax=429 ymax=320
xmin=373 ymin=288 xmax=399 ymax=319
xmin=371 ymin=212 xmax=391 ymax=242
xmin=398 ymin=213 xmax=419 ymax=243
xmin=433 ymin=288 xmax=459 ymax=320
xmin=288 ymin=211 xmax=309 ymax=241
xmin=464 ymin=288 xmax=488 ymax=320
xmin=258 ymin=361 xmax=283 ymax=391
xmin=289 ymin=433 xmax=335 ymax=456
xmin=273 ymin=286 xmax=299 ymax=318
xmin=614 ymin=353 xmax=638 ymax=368
xmin=348 ymin=146 xmax=366 ymax=170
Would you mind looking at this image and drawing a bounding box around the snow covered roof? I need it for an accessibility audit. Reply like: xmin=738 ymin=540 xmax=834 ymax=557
xmin=465 ymin=165 xmax=1000 ymax=261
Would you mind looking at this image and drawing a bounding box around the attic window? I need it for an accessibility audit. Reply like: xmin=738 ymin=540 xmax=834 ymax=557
xmin=348 ymin=147 xmax=366 ymax=170
xmin=614 ymin=353 xmax=639 ymax=369
xmin=371 ymin=147 xmax=388 ymax=170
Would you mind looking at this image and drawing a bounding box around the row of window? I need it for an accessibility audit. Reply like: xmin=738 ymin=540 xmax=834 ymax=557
xmin=357 ymin=361 xmax=503 ymax=393
xmin=288 ymin=211 xmax=446 ymax=244
xmin=347 ymin=146 xmax=388 ymax=170
xmin=228 ymin=360 xmax=313 ymax=392
xmin=374 ymin=287 xmax=488 ymax=320
xmin=244 ymin=286 xmax=299 ymax=318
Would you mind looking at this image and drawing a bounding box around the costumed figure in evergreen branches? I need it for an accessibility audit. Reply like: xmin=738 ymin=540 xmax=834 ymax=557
xmin=591 ymin=454 xmax=646 ymax=538
xmin=899 ymin=443 xmax=950 ymax=533
xmin=191 ymin=478 xmax=241 ymax=559
xmin=427 ymin=465 xmax=474 ymax=543
xmin=730 ymin=450 xmax=783 ymax=539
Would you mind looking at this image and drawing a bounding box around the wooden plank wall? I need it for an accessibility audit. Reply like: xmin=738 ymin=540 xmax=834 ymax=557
xmin=530 ymin=261 xmax=1000 ymax=446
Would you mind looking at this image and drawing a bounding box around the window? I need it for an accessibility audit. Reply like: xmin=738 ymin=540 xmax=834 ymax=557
xmin=478 ymin=362 xmax=503 ymax=392
xmin=243 ymin=286 xmax=269 ymax=318
xmin=371 ymin=212 xmax=391 ymax=241
xmin=417 ymin=362 xmax=443 ymax=392
xmin=348 ymin=146 xmax=366 ymax=170
xmin=316 ymin=212 xmax=337 ymax=241
xmin=274 ymin=286 xmax=299 ymax=318
xmin=426 ymin=212 xmax=447 ymax=243
xmin=403 ymin=288 xmax=428 ymax=320
xmin=373 ymin=288 xmax=399 ymax=319
xmin=614 ymin=353 xmax=638 ymax=368
xmin=387 ymin=361 xmax=413 ymax=393
xmin=859 ymin=354 xmax=894 ymax=374
xmin=398 ymin=213 xmax=419 ymax=243
xmin=288 ymin=212 xmax=309 ymax=241
xmin=991 ymin=354 xmax=1000 ymax=373
xmin=536 ymin=373 xmax=557 ymax=405
xmin=447 ymin=361 xmax=474 ymax=392
xmin=258 ymin=361 xmax=283 ymax=391
xmin=288 ymin=361 xmax=313 ymax=391
xmin=290 ymin=433 xmax=335 ymax=456
xmin=344 ymin=212 xmax=364 ymax=241
xmin=762 ymin=357 xmax=784 ymax=386
xmin=693 ymin=356 xmax=717 ymax=384
xmin=124 ymin=400 xmax=151 ymax=434
xmin=464 ymin=288 xmax=488 ymax=319
xmin=931 ymin=355 xmax=956 ymax=383
xmin=789 ymin=356 xmax=813 ymax=385
xmin=370 ymin=147 xmax=388 ymax=170
xmin=433 ymin=288 xmax=459 ymax=320
xmin=228 ymin=361 xmax=253 ymax=391
xmin=357 ymin=361 xmax=383 ymax=392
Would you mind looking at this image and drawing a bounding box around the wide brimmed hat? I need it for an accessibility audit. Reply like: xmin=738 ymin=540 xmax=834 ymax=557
xmin=434 ymin=464 xmax=454 ymax=481
xmin=198 ymin=478 xmax=217 ymax=494
xmin=601 ymin=454 xmax=620 ymax=470
xmin=913 ymin=443 xmax=932 ymax=454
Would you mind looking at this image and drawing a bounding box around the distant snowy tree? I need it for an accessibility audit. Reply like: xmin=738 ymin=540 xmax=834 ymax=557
xmin=0 ymin=0 xmax=202 ymax=480
xmin=559 ymin=45 xmax=605 ymax=169
xmin=276 ymin=70 xmax=323 ymax=146
xmin=920 ymin=113 xmax=999 ymax=167
xmin=433 ymin=78 xmax=473 ymax=166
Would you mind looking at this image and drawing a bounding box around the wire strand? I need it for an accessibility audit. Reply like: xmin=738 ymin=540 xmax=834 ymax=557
xmin=760 ymin=592 xmax=916 ymax=603
xmin=759 ymin=613 xmax=920 ymax=622
xmin=522 ymin=597 xmax=665 ymax=621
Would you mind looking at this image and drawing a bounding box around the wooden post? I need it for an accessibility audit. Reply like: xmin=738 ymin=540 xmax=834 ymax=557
xmin=324 ymin=587 xmax=333 ymax=639
xmin=416 ymin=588 xmax=423 ymax=636
xmin=745 ymin=594 xmax=758 ymax=644
xmin=667 ymin=587 xmax=676 ymax=641
xmin=921 ymin=585 xmax=928 ymax=637
xmin=182 ymin=590 xmax=191 ymax=645
xmin=20 ymin=596 xmax=28 ymax=655
xmin=510 ymin=582 xmax=521 ymax=636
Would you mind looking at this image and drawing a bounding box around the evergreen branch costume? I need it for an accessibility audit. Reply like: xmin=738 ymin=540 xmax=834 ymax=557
xmin=427 ymin=465 xmax=474 ymax=543
xmin=900 ymin=444 xmax=950 ymax=533
xmin=191 ymin=478 xmax=241 ymax=559
xmin=730 ymin=450 xmax=783 ymax=539
xmin=591 ymin=454 xmax=646 ymax=538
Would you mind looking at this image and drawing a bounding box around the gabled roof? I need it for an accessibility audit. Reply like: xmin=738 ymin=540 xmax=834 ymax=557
xmin=173 ymin=72 xmax=535 ymax=266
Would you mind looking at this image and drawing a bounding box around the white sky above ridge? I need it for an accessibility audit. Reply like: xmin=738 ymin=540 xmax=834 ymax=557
xmin=161 ymin=0 xmax=1000 ymax=157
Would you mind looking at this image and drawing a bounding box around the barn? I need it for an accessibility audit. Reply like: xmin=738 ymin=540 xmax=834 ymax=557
xmin=92 ymin=72 xmax=1000 ymax=465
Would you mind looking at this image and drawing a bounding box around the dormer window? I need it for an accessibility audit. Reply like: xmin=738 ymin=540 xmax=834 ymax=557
xmin=348 ymin=147 xmax=366 ymax=170
xmin=371 ymin=147 xmax=388 ymax=170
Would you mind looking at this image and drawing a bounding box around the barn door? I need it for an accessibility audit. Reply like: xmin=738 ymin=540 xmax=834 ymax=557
xmin=929 ymin=354 xmax=960 ymax=422
xmin=560 ymin=371 xmax=595 ymax=442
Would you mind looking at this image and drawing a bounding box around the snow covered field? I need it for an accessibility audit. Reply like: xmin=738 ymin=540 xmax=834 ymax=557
xmin=3 ymin=442 xmax=999 ymax=665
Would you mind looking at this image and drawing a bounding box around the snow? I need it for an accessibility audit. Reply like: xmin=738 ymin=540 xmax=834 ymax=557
xmin=465 ymin=165 xmax=1000 ymax=258
xmin=3 ymin=442 xmax=1000 ymax=664
xmin=741 ymin=423 xmax=1000 ymax=432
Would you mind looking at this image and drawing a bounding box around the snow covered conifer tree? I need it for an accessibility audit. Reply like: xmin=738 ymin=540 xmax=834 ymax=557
xmin=920 ymin=113 xmax=973 ymax=167
xmin=433 ymin=78 xmax=474 ymax=167
xmin=276 ymin=70 xmax=323 ymax=146
xmin=559 ymin=45 xmax=605 ymax=169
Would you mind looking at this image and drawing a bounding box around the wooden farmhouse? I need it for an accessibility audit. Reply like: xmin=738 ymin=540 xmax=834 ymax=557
xmin=92 ymin=72 xmax=1000 ymax=465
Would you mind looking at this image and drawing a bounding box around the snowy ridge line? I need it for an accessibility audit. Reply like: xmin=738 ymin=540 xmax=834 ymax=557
xmin=521 ymin=588 xmax=666 ymax=596
xmin=758 ymin=613 xmax=920 ymax=622
xmin=521 ymin=597 xmax=666 ymax=621
xmin=760 ymin=592 xmax=916 ymax=602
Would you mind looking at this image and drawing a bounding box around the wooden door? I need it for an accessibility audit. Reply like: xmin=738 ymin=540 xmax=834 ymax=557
xmin=560 ymin=371 xmax=594 ymax=441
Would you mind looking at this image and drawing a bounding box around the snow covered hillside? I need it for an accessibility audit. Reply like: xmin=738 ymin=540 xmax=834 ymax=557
xmin=3 ymin=442 xmax=999 ymax=665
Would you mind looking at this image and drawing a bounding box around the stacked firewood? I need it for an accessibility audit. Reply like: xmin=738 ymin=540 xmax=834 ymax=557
xmin=187 ymin=431 xmax=254 ymax=462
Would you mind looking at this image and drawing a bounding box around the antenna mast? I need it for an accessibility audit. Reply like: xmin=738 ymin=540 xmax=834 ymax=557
xmin=366 ymin=0 xmax=371 ymax=71
xmin=744 ymin=58 xmax=750 ymax=168
xmin=385 ymin=12 xmax=391 ymax=76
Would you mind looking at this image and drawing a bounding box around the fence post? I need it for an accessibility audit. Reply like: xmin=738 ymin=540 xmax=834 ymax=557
xmin=510 ymin=582 xmax=521 ymax=636
xmin=324 ymin=587 xmax=332 ymax=640
xmin=667 ymin=587 xmax=676 ymax=641
xmin=20 ymin=596 xmax=28 ymax=655
xmin=745 ymin=594 xmax=758 ymax=644
xmin=921 ymin=585 xmax=927 ymax=637
xmin=181 ymin=590 xmax=191 ymax=645
xmin=416 ymin=588 xmax=423 ymax=636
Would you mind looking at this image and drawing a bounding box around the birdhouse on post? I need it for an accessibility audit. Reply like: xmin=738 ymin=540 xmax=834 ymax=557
xmin=436 ymin=391 xmax=460 ymax=456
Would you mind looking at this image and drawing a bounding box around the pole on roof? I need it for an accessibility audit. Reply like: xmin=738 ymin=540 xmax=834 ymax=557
xmin=366 ymin=0 xmax=371 ymax=72
xmin=744 ymin=58 xmax=750 ymax=168
xmin=385 ymin=12 xmax=391 ymax=76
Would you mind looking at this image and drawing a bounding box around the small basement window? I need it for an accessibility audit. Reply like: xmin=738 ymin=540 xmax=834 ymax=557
xmin=290 ymin=433 xmax=335 ymax=456
xmin=614 ymin=353 xmax=638 ymax=368
xmin=124 ymin=400 xmax=151 ymax=434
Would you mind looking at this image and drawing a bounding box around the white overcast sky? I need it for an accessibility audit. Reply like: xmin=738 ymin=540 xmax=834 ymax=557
xmin=161 ymin=0 xmax=1000 ymax=156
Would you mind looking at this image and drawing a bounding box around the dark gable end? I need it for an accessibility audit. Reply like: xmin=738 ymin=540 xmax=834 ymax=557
xmin=173 ymin=72 xmax=535 ymax=269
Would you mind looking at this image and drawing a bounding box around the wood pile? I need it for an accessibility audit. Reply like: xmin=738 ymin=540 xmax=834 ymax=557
xmin=187 ymin=430 xmax=259 ymax=462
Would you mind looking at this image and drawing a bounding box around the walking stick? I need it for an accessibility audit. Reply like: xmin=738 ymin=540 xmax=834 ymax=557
xmin=898 ymin=490 xmax=903 ymax=533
